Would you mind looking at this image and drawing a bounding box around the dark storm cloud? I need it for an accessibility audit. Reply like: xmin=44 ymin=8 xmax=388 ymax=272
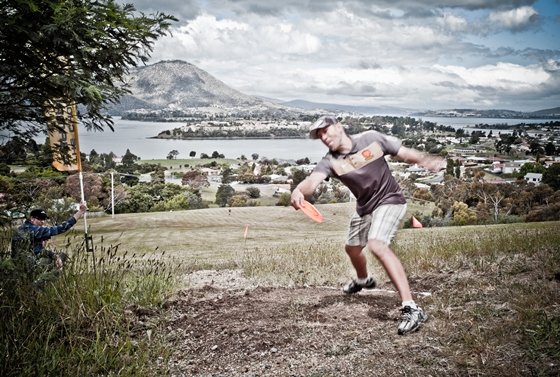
xmin=205 ymin=0 xmax=538 ymax=17
xmin=520 ymin=48 xmax=560 ymax=63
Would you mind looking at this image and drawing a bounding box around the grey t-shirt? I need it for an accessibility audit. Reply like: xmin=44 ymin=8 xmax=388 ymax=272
xmin=313 ymin=130 xmax=406 ymax=216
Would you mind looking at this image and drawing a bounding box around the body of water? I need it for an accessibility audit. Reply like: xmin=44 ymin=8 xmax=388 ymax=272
xmin=48 ymin=116 xmax=558 ymax=163
xmin=71 ymin=119 xmax=328 ymax=163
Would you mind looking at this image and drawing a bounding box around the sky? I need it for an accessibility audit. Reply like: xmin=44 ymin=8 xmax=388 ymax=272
xmin=127 ymin=0 xmax=560 ymax=112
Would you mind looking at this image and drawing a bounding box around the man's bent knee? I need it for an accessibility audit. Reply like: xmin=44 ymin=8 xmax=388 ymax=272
xmin=345 ymin=244 xmax=364 ymax=256
xmin=367 ymin=239 xmax=391 ymax=258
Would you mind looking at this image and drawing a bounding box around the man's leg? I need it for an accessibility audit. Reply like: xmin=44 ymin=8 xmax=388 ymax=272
xmin=344 ymin=245 xmax=368 ymax=279
xmin=367 ymin=239 xmax=412 ymax=302
xmin=342 ymin=213 xmax=377 ymax=294
xmin=367 ymin=204 xmax=428 ymax=335
xmin=368 ymin=246 xmax=427 ymax=335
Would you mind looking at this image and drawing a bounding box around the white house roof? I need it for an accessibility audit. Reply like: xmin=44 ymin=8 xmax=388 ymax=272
xmin=525 ymin=173 xmax=543 ymax=179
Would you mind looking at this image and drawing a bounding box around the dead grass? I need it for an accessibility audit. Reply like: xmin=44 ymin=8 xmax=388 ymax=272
xmin=66 ymin=204 xmax=560 ymax=376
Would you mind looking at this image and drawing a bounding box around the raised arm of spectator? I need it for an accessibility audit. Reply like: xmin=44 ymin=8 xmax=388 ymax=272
xmin=73 ymin=200 xmax=88 ymax=221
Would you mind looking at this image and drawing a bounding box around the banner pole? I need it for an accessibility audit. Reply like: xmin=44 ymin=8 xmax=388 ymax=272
xmin=71 ymin=103 xmax=95 ymax=269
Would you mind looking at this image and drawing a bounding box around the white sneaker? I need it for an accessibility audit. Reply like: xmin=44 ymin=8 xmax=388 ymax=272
xmin=398 ymin=305 xmax=428 ymax=335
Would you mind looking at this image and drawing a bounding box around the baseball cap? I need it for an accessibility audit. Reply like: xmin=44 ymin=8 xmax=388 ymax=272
xmin=30 ymin=209 xmax=48 ymax=220
xmin=309 ymin=116 xmax=339 ymax=139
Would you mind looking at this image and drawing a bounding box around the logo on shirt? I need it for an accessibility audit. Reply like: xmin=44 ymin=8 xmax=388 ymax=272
xmin=362 ymin=149 xmax=373 ymax=160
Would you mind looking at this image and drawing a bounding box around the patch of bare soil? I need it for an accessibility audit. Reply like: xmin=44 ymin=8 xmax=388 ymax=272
xmin=160 ymin=270 xmax=452 ymax=376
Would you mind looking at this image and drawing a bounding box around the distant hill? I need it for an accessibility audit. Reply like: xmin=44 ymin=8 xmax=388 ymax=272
xmin=413 ymin=108 xmax=560 ymax=119
xmin=109 ymin=60 xmax=290 ymax=116
xmin=282 ymin=99 xmax=413 ymax=116
xmin=530 ymin=107 xmax=560 ymax=116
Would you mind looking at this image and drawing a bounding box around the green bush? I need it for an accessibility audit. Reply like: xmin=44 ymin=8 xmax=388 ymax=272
xmin=276 ymin=192 xmax=291 ymax=206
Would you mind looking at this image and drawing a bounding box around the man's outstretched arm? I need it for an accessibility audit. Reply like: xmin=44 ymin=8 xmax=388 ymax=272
xmin=290 ymin=172 xmax=327 ymax=209
xmin=395 ymin=146 xmax=445 ymax=172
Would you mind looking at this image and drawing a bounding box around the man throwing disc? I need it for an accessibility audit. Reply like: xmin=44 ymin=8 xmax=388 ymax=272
xmin=291 ymin=116 xmax=444 ymax=335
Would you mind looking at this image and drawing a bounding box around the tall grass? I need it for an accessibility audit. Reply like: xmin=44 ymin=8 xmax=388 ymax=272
xmin=0 ymin=229 xmax=188 ymax=377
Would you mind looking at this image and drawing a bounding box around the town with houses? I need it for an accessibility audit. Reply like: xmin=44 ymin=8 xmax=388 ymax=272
xmin=146 ymin=115 xmax=560 ymax=197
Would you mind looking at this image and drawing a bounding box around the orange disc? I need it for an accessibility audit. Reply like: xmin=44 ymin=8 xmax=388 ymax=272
xmin=299 ymin=200 xmax=324 ymax=223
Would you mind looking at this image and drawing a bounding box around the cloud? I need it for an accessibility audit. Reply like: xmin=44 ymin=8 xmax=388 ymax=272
xmin=129 ymin=0 xmax=201 ymax=24
xmin=488 ymin=6 xmax=541 ymax=32
xmin=137 ymin=0 xmax=560 ymax=111
xmin=204 ymin=0 xmax=539 ymax=16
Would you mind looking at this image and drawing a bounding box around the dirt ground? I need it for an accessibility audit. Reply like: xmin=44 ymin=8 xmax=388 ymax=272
xmin=158 ymin=269 xmax=452 ymax=377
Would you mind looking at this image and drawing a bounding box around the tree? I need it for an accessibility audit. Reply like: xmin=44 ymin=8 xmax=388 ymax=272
xmin=451 ymin=201 xmax=477 ymax=226
xmin=189 ymin=151 xmax=196 ymax=158
xmin=117 ymin=186 xmax=153 ymax=213
xmin=35 ymin=186 xmax=76 ymax=224
xmin=246 ymin=187 xmax=260 ymax=199
xmin=519 ymin=162 xmax=536 ymax=176
xmin=290 ymin=168 xmax=310 ymax=190
xmin=121 ymin=149 xmax=139 ymax=167
xmin=545 ymin=142 xmax=556 ymax=156
xmin=102 ymin=185 xmax=128 ymax=213
xmin=228 ymin=194 xmax=248 ymax=207
xmin=181 ymin=171 xmax=210 ymax=189
xmin=237 ymin=172 xmax=257 ymax=184
xmin=215 ymin=184 xmax=235 ymax=207
xmin=251 ymin=153 xmax=259 ymax=161
xmin=64 ymin=172 xmax=103 ymax=205
xmin=276 ymin=192 xmax=291 ymax=206
xmin=211 ymin=151 xmax=224 ymax=159
xmin=167 ymin=150 xmax=179 ymax=160
xmin=150 ymin=169 xmax=165 ymax=183
xmin=412 ymin=188 xmax=434 ymax=205
xmin=0 ymin=0 xmax=176 ymax=137
xmin=151 ymin=194 xmax=190 ymax=212
xmin=542 ymin=164 xmax=560 ymax=191
xmin=0 ymin=137 xmax=39 ymax=164
xmin=221 ymin=166 xmax=235 ymax=184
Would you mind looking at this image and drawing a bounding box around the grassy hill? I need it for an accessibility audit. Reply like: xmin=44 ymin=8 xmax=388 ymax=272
xmin=2 ymin=204 xmax=559 ymax=376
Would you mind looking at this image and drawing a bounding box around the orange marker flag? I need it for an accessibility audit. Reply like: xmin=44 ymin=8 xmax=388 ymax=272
xmin=244 ymin=224 xmax=249 ymax=238
xmin=412 ymin=215 xmax=423 ymax=229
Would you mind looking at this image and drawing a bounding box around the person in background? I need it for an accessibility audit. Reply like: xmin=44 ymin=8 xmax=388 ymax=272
xmin=11 ymin=201 xmax=88 ymax=281
xmin=291 ymin=116 xmax=444 ymax=335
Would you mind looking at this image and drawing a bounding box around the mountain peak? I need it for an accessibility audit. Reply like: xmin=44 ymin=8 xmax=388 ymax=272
xmin=126 ymin=60 xmax=264 ymax=109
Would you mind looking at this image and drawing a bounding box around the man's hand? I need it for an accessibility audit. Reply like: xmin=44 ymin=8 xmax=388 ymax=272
xmin=54 ymin=254 xmax=63 ymax=270
xmin=78 ymin=200 xmax=88 ymax=214
xmin=290 ymin=189 xmax=305 ymax=210
xmin=74 ymin=200 xmax=89 ymax=220
xmin=422 ymin=155 xmax=446 ymax=172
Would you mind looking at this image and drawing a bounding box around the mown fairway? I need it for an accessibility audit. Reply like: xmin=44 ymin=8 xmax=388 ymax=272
xmin=77 ymin=202 xmax=357 ymax=271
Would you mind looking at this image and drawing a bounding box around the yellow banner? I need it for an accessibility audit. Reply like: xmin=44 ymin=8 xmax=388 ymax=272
xmin=46 ymin=101 xmax=82 ymax=172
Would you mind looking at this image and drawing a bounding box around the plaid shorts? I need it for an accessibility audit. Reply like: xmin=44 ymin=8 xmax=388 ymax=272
xmin=346 ymin=204 xmax=407 ymax=246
